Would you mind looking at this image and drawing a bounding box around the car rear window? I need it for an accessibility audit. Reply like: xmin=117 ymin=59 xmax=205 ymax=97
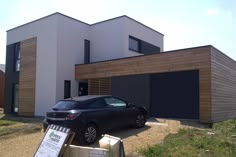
xmin=52 ymin=101 xmax=83 ymax=110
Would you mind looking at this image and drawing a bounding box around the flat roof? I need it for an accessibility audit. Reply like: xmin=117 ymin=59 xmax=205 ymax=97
xmin=7 ymin=12 xmax=164 ymax=36
xmin=75 ymin=45 xmax=236 ymax=66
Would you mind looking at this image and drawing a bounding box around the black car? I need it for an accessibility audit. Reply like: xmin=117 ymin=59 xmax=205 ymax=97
xmin=43 ymin=95 xmax=147 ymax=144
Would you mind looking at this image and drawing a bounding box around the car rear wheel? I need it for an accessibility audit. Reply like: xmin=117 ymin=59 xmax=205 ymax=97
xmin=135 ymin=114 xmax=146 ymax=128
xmin=83 ymin=124 xmax=98 ymax=144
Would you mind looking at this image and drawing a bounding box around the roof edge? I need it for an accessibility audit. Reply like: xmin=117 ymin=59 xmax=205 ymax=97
xmin=7 ymin=12 xmax=164 ymax=37
xmin=91 ymin=15 xmax=164 ymax=36
xmin=75 ymin=45 xmax=212 ymax=66
xmin=6 ymin=12 xmax=90 ymax=32
xmin=210 ymin=46 xmax=236 ymax=63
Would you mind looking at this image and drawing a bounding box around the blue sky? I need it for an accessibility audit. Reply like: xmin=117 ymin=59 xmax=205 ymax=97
xmin=0 ymin=0 xmax=235 ymax=64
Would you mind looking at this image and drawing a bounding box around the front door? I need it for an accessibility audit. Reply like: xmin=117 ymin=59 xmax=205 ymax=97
xmin=79 ymin=82 xmax=88 ymax=96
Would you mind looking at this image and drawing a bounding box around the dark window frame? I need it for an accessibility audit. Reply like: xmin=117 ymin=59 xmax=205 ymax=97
xmin=129 ymin=36 xmax=141 ymax=52
xmin=12 ymin=83 xmax=19 ymax=113
xmin=14 ymin=43 xmax=20 ymax=72
xmin=84 ymin=39 xmax=90 ymax=64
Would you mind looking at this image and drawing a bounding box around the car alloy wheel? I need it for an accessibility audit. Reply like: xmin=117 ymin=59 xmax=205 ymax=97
xmin=84 ymin=124 xmax=98 ymax=144
xmin=136 ymin=114 xmax=145 ymax=128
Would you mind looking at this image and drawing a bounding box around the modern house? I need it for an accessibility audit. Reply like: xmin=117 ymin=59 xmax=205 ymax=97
xmin=4 ymin=13 xmax=236 ymax=123
xmin=4 ymin=13 xmax=163 ymax=117
xmin=0 ymin=64 xmax=5 ymax=108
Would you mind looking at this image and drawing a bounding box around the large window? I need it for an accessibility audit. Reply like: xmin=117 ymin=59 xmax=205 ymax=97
xmin=14 ymin=43 xmax=20 ymax=71
xmin=13 ymin=84 xmax=19 ymax=113
xmin=84 ymin=39 xmax=90 ymax=64
xmin=129 ymin=36 xmax=140 ymax=52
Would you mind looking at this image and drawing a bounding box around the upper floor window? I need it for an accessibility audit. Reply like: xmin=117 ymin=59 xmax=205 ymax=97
xmin=14 ymin=43 xmax=20 ymax=72
xmin=129 ymin=36 xmax=140 ymax=52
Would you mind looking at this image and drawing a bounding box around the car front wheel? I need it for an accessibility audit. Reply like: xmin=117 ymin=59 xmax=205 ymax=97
xmin=135 ymin=114 xmax=146 ymax=128
xmin=83 ymin=124 xmax=98 ymax=144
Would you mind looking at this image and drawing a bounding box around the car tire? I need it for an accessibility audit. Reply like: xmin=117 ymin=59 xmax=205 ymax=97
xmin=135 ymin=113 xmax=146 ymax=128
xmin=82 ymin=124 xmax=98 ymax=144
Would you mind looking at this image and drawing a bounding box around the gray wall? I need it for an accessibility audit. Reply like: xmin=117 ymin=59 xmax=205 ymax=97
xmin=111 ymin=74 xmax=151 ymax=113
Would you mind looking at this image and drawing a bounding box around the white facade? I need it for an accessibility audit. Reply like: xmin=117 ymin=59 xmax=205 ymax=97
xmin=6 ymin=13 xmax=164 ymax=116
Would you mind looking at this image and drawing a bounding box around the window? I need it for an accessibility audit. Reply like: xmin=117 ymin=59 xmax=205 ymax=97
xmin=14 ymin=43 xmax=20 ymax=71
xmin=105 ymin=98 xmax=126 ymax=108
xmin=129 ymin=36 xmax=140 ymax=52
xmin=84 ymin=39 xmax=90 ymax=64
xmin=13 ymin=84 xmax=19 ymax=113
xmin=88 ymin=99 xmax=107 ymax=109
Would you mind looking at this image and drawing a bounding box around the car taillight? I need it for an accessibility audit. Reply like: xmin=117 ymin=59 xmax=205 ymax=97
xmin=66 ymin=113 xmax=78 ymax=120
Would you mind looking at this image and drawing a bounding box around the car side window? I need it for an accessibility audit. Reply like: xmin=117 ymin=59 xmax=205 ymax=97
xmin=88 ymin=99 xmax=107 ymax=109
xmin=104 ymin=98 xmax=127 ymax=108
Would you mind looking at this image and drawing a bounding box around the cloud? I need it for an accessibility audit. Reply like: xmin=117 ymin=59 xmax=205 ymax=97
xmin=207 ymin=9 xmax=219 ymax=15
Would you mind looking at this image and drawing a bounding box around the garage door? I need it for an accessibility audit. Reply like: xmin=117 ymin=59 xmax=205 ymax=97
xmin=150 ymin=70 xmax=199 ymax=119
xmin=111 ymin=74 xmax=150 ymax=113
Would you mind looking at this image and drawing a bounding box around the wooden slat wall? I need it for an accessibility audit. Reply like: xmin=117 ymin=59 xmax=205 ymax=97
xmin=76 ymin=46 xmax=212 ymax=123
xmin=211 ymin=47 xmax=236 ymax=122
xmin=18 ymin=37 xmax=37 ymax=116
xmin=88 ymin=78 xmax=111 ymax=95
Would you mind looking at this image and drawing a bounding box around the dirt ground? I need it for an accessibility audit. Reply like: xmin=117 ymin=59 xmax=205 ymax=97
xmin=0 ymin=115 xmax=208 ymax=157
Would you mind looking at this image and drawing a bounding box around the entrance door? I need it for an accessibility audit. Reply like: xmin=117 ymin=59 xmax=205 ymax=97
xmin=64 ymin=80 xmax=71 ymax=99
xmin=79 ymin=82 xmax=88 ymax=96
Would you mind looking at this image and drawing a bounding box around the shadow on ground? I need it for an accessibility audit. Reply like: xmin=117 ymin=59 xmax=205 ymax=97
xmin=73 ymin=125 xmax=151 ymax=147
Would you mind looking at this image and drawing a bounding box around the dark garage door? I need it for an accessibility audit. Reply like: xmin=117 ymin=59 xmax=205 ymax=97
xmin=111 ymin=74 xmax=150 ymax=113
xmin=151 ymin=70 xmax=199 ymax=119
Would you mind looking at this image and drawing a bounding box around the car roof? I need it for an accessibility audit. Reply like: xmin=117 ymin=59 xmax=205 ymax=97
xmin=64 ymin=95 xmax=111 ymax=102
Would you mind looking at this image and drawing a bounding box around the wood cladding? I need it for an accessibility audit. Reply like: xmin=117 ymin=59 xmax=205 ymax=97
xmin=88 ymin=78 xmax=111 ymax=95
xmin=76 ymin=46 xmax=212 ymax=123
xmin=211 ymin=47 xmax=236 ymax=122
xmin=18 ymin=37 xmax=37 ymax=116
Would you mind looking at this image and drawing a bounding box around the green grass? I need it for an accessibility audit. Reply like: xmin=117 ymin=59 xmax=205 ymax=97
xmin=140 ymin=119 xmax=236 ymax=157
xmin=0 ymin=119 xmax=22 ymax=136
xmin=0 ymin=120 xmax=18 ymax=127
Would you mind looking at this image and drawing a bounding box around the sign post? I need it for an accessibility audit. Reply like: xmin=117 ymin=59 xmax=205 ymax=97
xmin=34 ymin=125 xmax=74 ymax=157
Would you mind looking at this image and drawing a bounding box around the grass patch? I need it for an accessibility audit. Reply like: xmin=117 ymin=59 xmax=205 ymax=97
xmin=0 ymin=119 xmax=22 ymax=136
xmin=0 ymin=120 xmax=18 ymax=127
xmin=140 ymin=119 xmax=236 ymax=157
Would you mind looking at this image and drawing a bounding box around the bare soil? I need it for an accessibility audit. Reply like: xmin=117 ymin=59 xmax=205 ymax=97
xmin=0 ymin=115 xmax=208 ymax=157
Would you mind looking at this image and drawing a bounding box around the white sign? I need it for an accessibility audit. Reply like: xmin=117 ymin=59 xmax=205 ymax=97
xmin=34 ymin=128 xmax=68 ymax=157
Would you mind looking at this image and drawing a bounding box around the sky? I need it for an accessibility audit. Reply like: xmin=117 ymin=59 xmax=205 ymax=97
xmin=0 ymin=0 xmax=236 ymax=64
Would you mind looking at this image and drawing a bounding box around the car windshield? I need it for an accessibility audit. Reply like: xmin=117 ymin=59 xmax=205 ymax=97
xmin=52 ymin=101 xmax=81 ymax=110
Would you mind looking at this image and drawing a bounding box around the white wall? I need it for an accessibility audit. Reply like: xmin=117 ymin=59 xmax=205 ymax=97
xmin=7 ymin=14 xmax=59 ymax=116
xmin=90 ymin=18 xmax=126 ymax=62
xmin=6 ymin=13 xmax=164 ymax=116
xmin=56 ymin=15 xmax=90 ymax=102
xmin=90 ymin=16 xmax=164 ymax=62
xmin=123 ymin=16 xmax=164 ymax=56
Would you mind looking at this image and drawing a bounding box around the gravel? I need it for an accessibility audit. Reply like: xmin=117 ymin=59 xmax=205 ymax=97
xmin=0 ymin=118 xmax=207 ymax=157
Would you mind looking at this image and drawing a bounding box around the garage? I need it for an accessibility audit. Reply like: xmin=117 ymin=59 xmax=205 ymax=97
xmin=75 ymin=46 xmax=236 ymax=123
xmin=150 ymin=70 xmax=199 ymax=119
xmin=111 ymin=74 xmax=150 ymax=113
